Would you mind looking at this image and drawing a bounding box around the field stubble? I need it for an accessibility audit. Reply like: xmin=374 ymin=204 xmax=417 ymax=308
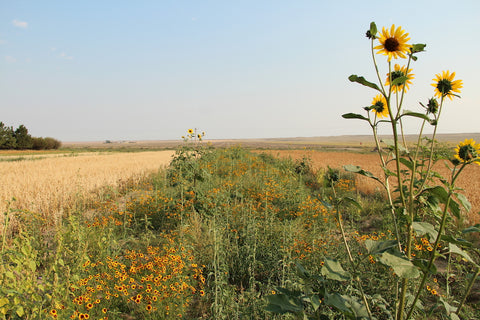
xmin=0 ymin=151 xmax=174 ymax=232
xmin=263 ymin=150 xmax=480 ymax=225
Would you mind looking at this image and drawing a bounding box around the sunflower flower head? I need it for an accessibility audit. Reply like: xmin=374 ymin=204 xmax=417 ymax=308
xmin=374 ymin=25 xmax=411 ymax=61
xmin=385 ymin=64 xmax=414 ymax=93
xmin=454 ymin=139 xmax=480 ymax=165
xmin=187 ymin=129 xmax=194 ymax=135
xmin=426 ymin=98 xmax=439 ymax=114
xmin=371 ymin=94 xmax=389 ymax=118
xmin=432 ymin=70 xmax=463 ymax=100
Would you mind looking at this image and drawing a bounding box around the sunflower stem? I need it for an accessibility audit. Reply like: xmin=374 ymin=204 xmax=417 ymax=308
xmin=405 ymin=163 xmax=466 ymax=320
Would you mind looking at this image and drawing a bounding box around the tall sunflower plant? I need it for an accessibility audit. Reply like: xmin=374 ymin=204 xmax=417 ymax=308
xmin=266 ymin=22 xmax=479 ymax=320
xmin=342 ymin=22 xmax=479 ymax=320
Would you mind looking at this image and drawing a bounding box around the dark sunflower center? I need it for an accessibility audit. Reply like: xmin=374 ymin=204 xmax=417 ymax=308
xmin=385 ymin=37 xmax=400 ymax=52
xmin=374 ymin=101 xmax=385 ymax=112
xmin=390 ymin=70 xmax=405 ymax=85
xmin=437 ymin=79 xmax=452 ymax=95
xmin=458 ymin=145 xmax=478 ymax=161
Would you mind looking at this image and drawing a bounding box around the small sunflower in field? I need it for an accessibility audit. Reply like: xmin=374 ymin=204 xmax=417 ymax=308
xmin=188 ymin=129 xmax=194 ymax=135
xmin=432 ymin=70 xmax=463 ymax=100
xmin=371 ymin=94 xmax=389 ymax=118
xmin=454 ymin=139 xmax=480 ymax=165
xmin=385 ymin=64 xmax=414 ymax=93
xmin=374 ymin=25 xmax=411 ymax=61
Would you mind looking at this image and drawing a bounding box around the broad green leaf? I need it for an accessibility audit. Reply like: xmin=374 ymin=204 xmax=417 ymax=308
xmin=391 ymin=75 xmax=409 ymax=87
xmin=265 ymin=294 xmax=303 ymax=314
xmin=343 ymin=165 xmax=380 ymax=182
xmin=412 ymin=221 xmax=438 ymax=240
xmin=439 ymin=297 xmax=458 ymax=317
xmin=462 ymin=224 xmax=480 ymax=234
xmin=348 ymin=75 xmax=381 ymax=91
xmin=401 ymin=111 xmax=432 ymax=123
xmin=365 ymin=239 xmax=397 ymax=255
xmin=321 ymin=258 xmax=351 ymax=281
xmin=449 ymin=243 xmax=475 ymax=264
xmin=427 ymin=186 xmax=449 ymax=202
xmin=399 ymin=157 xmax=414 ymax=171
xmin=295 ymin=262 xmax=310 ymax=280
xmin=442 ymin=235 xmax=472 ymax=248
xmin=454 ymin=192 xmax=471 ymax=212
xmin=340 ymin=196 xmax=362 ymax=210
xmin=342 ymin=294 xmax=370 ymax=319
xmin=378 ymin=252 xmax=420 ymax=278
xmin=324 ymin=293 xmax=353 ymax=316
xmin=305 ymin=294 xmax=321 ymax=311
xmin=411 ymin=43 xmax=427 ymax=53
xmin=412 ymin=258 xmax=437 ymax=274
xmin=342 ymin=113 xmax=369 ymax=121
xmin=449 ymin=199 xmax=461 ymax=219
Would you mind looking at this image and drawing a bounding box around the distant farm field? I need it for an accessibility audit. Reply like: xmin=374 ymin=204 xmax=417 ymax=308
xmin=0 ymin=151 xmax=174 ymax=225
xmin=261 ymin=150 xmax=480 ymax=224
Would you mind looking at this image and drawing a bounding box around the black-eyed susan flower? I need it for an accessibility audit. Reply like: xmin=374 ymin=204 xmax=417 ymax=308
xmin=454 ymin=139 xmax=480 ymax=165
xmin=371 ymin=94 xmax=389 ymax=118
xmin=385 ymin=64 xmax=414 ymax=93
xmin=187 ymin=129 xmax=194 ymax=135
xmin=432 ymin=70 xmax=463 ymax=100
xmin=374 ymin=25 xmax=411 ymax=61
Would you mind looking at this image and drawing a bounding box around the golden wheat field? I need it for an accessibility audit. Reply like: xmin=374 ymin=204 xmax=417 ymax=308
xmin=264 ymin=150 xmax=480 ymax=225
xmin=0 ymin=151 xmax=174 ymax=227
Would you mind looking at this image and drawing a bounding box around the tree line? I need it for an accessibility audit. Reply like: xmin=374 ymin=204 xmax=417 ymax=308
xmin=0 ymin=122 xmax=61 ymax=150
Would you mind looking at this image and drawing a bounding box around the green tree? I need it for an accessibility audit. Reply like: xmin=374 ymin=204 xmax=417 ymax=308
xmin=14 ymin=124 xmax=33 ymax=149
xmin=0 ymin=122 xmax=17 ymax=149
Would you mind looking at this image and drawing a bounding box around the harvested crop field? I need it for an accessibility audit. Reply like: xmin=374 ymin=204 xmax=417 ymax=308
xmin=262 ymin=150 xmax=480 ymax=224
xmin=0 ymin=151 xmax=174 ymax=223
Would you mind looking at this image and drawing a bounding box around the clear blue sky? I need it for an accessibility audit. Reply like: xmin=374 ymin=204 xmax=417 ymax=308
xmin=1 ymin=1 xmax=479 ymax=141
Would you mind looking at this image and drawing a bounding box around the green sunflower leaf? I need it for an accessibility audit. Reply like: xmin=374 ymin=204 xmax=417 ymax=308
xmin=343 ymin=164 xmax=380 ymax=182
xmin=449 ymin=243 xmax=475 ymax=265
xmin=454 ymin=192 xmax=471 ymax=212
xmin=321 ymin=258 xmax=351 ymax=281
xmin=412 ymin=221 xmax=438 ymax=240
xmin=342 ymin=113 xmax=369 ymax=121
xmin=391 ymin=75 xmax=409 ymax=87
xmin=378 ymin=252 xmax=420 ymax=279
xmin=340 ymin=196 xmax=362 ymax=210
xmin=400 ymin=111 xmax=432 ymax=123
xmin=411 ymin=43 xmax=426 ymax=53
xmin=365 ymin=239 xmax=398 ymax=255
xmin=348 ymin=75 xmax=381 ymax=91
xmin=462 ymin=224 xmax=480 ymax=234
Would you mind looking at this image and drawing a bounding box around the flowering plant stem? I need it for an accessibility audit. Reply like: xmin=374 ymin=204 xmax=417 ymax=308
xmin=331 ymin=184 xmax=374 ymax=320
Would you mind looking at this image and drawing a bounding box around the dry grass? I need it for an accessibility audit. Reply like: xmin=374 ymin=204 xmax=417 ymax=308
xmin=0 ymin=151 xmax=174 ymax=228
xmin=263 ymin=150 xmax=480 ymax=225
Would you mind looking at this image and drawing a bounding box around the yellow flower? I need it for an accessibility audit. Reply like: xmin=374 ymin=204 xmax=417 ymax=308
xmin=187 ymin=129 xmax=194 ymax=134
xmin=454 ymin=139 xmax=480 ymax=165
xmin=385 ymin=64 xmax=414 ymax=93
xmin=371 ymin=94 xmax=389 ymax=118
xmin=432 ymin=70 xmax=463 ymax=100
xmin=374 ymin=25 xmax=411 ymax=61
